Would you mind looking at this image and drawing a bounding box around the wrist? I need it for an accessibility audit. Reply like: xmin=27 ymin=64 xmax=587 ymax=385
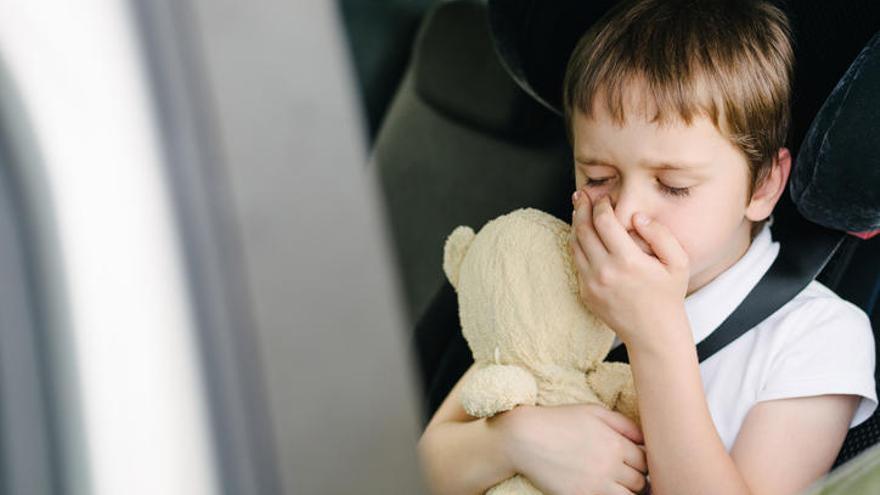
xmin=624 ymin=307 xmax=693 ymax=359
xmin=487 ymin=405 xmax=532 ymax=474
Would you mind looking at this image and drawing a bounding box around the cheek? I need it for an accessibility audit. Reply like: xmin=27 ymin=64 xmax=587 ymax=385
xmin=656 ymin=213 xmax=692 ymax=250
xmin=668 ymin=201 xmax=741 ymax=266
xmin=654 ymin=205 xmax=714 ymax=257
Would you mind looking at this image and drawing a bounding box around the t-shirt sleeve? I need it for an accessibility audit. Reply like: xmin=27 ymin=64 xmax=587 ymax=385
xmin=756 ymin=297 xmax=877 ymax=428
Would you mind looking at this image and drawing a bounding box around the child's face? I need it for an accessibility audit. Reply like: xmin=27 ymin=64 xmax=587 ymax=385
xmin=571 ymin=107 xmax=758 ymax=295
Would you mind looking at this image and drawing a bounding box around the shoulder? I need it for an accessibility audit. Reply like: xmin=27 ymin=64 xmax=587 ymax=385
xmin=769 ymin=280 xmax=872 ymax=338
xmin=755 ymin=280 xmax=877 ymax=425
xmin=758 ymin=280 xmax=874 ymax=370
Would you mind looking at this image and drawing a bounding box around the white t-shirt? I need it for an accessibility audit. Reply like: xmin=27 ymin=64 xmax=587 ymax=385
xmin=611 ymin=221 xmax=878 ymax=451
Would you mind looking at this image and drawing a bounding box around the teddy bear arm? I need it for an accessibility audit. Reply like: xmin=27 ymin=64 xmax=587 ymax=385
xmin=587 ymin=362 xmax=640 ymax=426
xmin=459 ymin=363 xmax=539 ymax=418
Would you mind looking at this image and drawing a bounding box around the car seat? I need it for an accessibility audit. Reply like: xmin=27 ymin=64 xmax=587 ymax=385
xmin=797 ymin=30 xmax=880 ymax=468
xmin=338 ymin=0 xmax=435 ymax=139
xmin=370 ymin=0 xmax=572 ymax=326
xmin=371 ymin=0 xmax=880 ymax=469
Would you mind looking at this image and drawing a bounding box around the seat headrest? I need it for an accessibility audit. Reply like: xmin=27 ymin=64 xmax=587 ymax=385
xmin=792 ymin=32 xmax=880 ymax=237
xmin=487 ymin=0 xmax=617 ymax=115
xmin=412 ymin=0 xmax=556 ymax=141
xmin=487 ymin=0 xmax=880 ymax=139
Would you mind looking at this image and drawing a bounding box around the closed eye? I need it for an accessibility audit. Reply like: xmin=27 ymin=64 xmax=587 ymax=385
xmin=659 ymin=182 xmax=691 ymax=197
xmin=585 ymin=177 xmax=691 ymax=198
xmin=585 ymin=178 xmax=611 ymax=187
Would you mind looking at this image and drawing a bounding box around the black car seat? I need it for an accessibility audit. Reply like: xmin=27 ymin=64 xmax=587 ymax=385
xmin=338 ymin=0 xmax=436 ymax=139
xmin=795 ymin=31 xmax=880 ymax=467
xmin=370 ymin=0 xmax=572 ymax=326
xmin=372 ymin=0 xmax=880 ymax=468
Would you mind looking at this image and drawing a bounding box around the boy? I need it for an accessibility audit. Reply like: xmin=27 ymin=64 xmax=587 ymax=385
xmin=418 ymin=1 xmax=877 ymax=494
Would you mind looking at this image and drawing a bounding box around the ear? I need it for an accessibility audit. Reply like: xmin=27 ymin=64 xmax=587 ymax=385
xmin=443 ymin=225 xmax=475 ymax=291
xmin=746 ymin=147 xmax=792 ymax=222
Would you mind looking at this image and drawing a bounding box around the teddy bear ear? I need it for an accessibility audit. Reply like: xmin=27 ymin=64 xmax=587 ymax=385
xmin=443 ymin=225 xmax=475 ymax=291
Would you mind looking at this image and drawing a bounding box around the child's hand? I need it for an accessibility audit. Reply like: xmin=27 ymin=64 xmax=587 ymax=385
xmin=494 ymin=403 xmax=648 ymax=495
xmin=570 ymin=187 xmax=690 ymax=350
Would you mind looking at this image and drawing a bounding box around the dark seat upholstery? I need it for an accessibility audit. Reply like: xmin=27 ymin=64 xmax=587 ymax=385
xmin=792 ymin=30 xmax=880 ymax=467
xmin=370 ymin=0 xmax=573 ymax=326
xmin=824 ymin=234 xmax=880 ymax=468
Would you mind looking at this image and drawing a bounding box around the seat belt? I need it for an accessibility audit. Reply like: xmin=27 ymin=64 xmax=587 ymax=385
xmin=606 ymin=224 xmax=847 ymax=364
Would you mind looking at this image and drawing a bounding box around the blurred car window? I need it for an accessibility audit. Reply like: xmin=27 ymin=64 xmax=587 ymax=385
xmin=0 ymin=61 xmax=57 ymax=495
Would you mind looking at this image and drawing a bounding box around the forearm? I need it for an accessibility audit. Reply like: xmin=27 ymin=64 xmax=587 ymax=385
xmin=628 ymin=313 xmax=751 ymax=495
xmin=417 ymin=417 xmax=516 ymax=495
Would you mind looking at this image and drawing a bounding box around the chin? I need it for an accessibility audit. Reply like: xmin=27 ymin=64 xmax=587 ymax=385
xmin=687 ymin=253 xmax=734 ymax=294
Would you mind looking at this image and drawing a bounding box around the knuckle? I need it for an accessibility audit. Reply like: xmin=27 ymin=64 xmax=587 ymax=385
xmin=584 ymin=406 xmax=608 ymax=424
xmin=595 ymin=267 xmax=615 ymax=286
xmin=610 ymin=435 xmax=626 ymax=456
xmin=593 ymin=211 xmax=613 ymax=230
xmin=598 ymin=455 xmax=617 ymax=479
xmin=575 ymin=222 xmax=593 ymax=238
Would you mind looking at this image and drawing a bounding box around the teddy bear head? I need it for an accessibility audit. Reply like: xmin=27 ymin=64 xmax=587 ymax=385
xmin=443 ymin=208 xmax=616 ymax=372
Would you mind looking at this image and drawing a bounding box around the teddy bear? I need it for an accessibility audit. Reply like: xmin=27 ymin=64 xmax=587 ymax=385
xmin=443 ymin=207 xmax=640 ymax=495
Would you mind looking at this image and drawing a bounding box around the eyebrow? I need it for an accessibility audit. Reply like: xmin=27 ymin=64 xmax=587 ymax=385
xmin=574 ymin=156 xmax=703 ymax=171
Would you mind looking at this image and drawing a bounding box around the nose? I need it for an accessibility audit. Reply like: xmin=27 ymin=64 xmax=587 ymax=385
xmin=606 ymin=185 xmax=655 ymax=255
xmin=601 ymin=180 xmax=642 ymax=232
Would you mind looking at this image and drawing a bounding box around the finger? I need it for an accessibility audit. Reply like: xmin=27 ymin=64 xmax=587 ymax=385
xmin=591 ymin=196 xmax=642 ymax=258
xmin=622 ymin=439 xmax=648 ymax=474
xmin=632 ymin=213 xmax=688 ymax=269
xmin=591 ymin=407 xmax=644 ymax=445
xmin=573 ymin=192 xmax=609 ymax=264
xmin=615 ymin=464 xmax=648 ymax=494
xmin=573 ymin=186 xmax=596 ymax=220
xmin=569 ymin=229 xmax=591 ymax=274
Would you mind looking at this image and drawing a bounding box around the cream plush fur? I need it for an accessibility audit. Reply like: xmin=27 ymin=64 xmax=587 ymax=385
xmin=443 ymin=208 xmax=640 ymax=495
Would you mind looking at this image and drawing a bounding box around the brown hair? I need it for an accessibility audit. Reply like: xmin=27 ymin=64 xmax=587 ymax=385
xmin=562 ymin=0 xmax=794 ymax=237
